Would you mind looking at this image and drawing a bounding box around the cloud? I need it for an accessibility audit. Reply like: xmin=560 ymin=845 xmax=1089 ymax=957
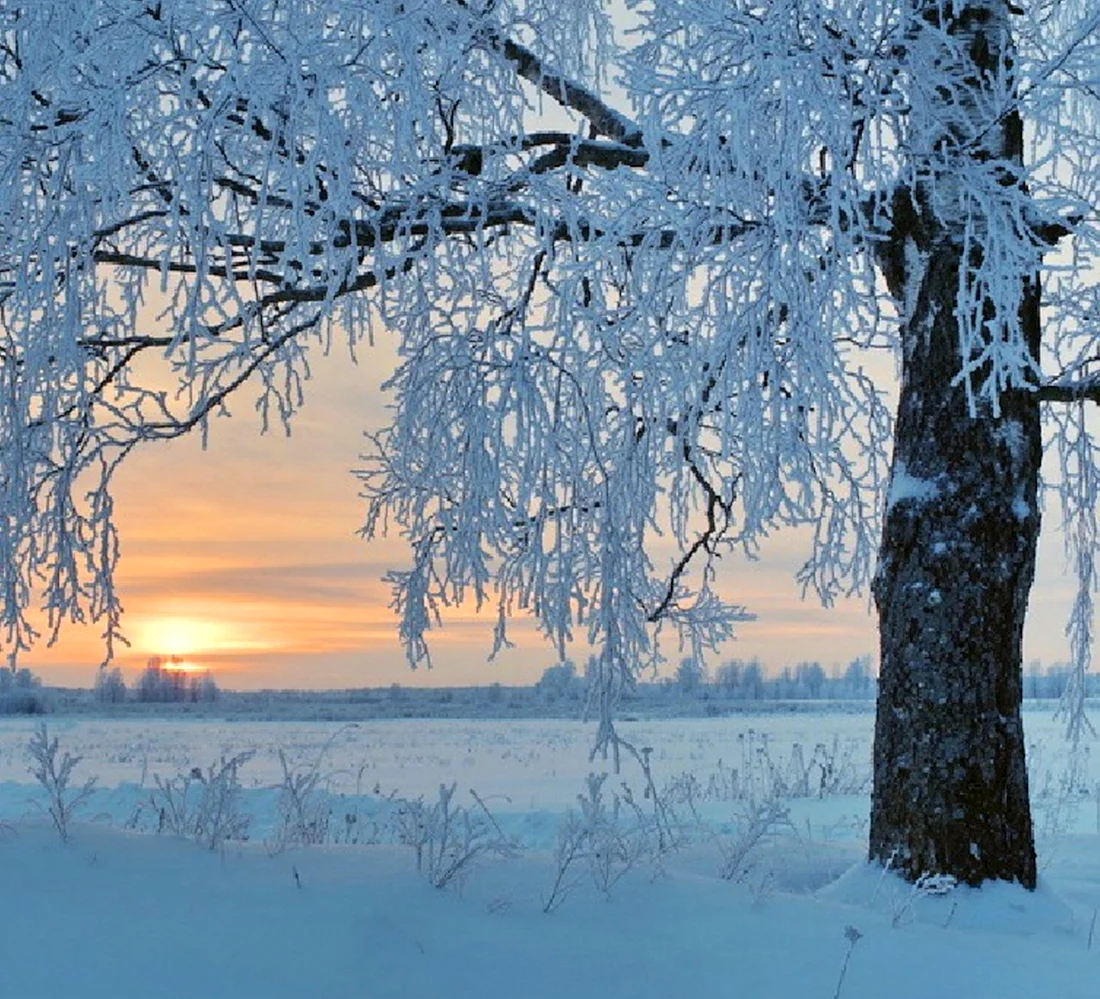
xmin=120 ymin=559 xmax=398 ymax=606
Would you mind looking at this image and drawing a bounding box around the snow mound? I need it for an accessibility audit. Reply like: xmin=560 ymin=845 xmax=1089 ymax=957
xmin=820 ymin=862 xmax=1078 ymax=939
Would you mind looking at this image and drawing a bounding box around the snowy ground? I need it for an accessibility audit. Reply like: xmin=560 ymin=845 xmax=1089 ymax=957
xmin=1 ymin=707 xmax=1098 ymax=998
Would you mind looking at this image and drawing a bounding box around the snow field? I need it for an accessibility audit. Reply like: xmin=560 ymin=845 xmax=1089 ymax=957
xmin=0 ymin=707 xmax=1098 ymax=998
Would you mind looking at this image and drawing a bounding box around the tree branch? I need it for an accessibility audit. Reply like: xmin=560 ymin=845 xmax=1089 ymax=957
xmin=1038 ymin=378 xmax=1100 ymax=404
xmin=461 ymin=4 xmax=644 ymax=148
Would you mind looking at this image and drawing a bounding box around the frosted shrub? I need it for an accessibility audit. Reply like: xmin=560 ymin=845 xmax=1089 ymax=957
xmin=27 ymin=724 xmax=96 ymax=842
xmin=395 ymin=783 xmax=511 ymax=890
xmin=577 ymin=776 xmax=636 ymax=897
xmin=272 ymin=748 xmax=331 ymax=849
xmin=717 ymin=797 xmax=795 ymax=882
xmin=543 ymin=810 xmax=589 ymax=913
xmin=151 ymin=770 xmax=199 ymax=838
xmin=646 ymin=765 xmax=796 ymax=885
xmin=151 ymin=752 xmax=253 ymax=850
xmin=543 ymin=773 xmax=649 ymax=911
xmin=195 ymin=752 xmax=253 ymax=850
xmin=700 ymin=732 xmax=869 ymax=804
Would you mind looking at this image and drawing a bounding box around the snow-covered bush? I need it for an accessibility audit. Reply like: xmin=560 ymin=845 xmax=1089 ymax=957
xmin=0 ymin=667 xmax=48 ymax=715
xmin=716 ymin=797 xmax=795 ymax=883
xmin=26 ymin=724 xmax=95 ymax=842
xmin=150 ymin=769 xmax=200 ymax=838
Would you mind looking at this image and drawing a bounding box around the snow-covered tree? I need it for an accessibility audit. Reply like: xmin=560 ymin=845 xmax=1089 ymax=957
xmin=674 ymin=657 xmax=706 ymax=695
xmin=93 ymin=664 xmax=127 ymax=704
xmin=1 ymin=0 xmax=1098 ymax=887
xmin=536 ymin=661 xmax=583 ymax=701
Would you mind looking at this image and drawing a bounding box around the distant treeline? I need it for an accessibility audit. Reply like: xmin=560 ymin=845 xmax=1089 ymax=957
xmin=1022 ymin=663 xmax=1100 ymax=700
xmin=534 ymin=656 xmax=1099 ymax=704
xmin=0 ymin=654 xmax=1094 ymax=720
xmin=532 ymin=657 xmax=877 ymax=703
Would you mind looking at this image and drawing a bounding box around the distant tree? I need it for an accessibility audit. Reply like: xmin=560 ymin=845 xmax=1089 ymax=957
xmin=841 ymin=656 xmax=875 ymax=700
xmin=714 ymin=661 xmax=742 ymax=699
xmin=1023 ymin=660 xmax=1042 ymax=700
xmin=536 ymin=662 xmax=582 ymax=702
xmin=795 ymin=662 xmax=827 ymax=700
xmin=675 ymin=658 xmax=707 ymax=696
xmin=136 ymin=657 xmax=180 ymax=703
xmin=134 ymin=657 xmax=217 ymax=704
xmin=93 ymin=665 xmax=127 ymax=704
xmin=0 ymin=665 xmax=47 ymax=714
xmin=1041 ymin=663 xmax=1073 ymax=701
xmin=741 ymin=661 xmax=766 ymax=702
xmin=193 ymin=671 xmax=219 ymax=703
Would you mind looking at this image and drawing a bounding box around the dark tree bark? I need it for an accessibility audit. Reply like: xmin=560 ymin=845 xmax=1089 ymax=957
xmin=869 ymin=0 xmax=1043 ymax=889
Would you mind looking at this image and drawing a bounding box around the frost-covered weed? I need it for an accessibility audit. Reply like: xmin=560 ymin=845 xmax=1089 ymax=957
xmin=150 ymin=769 xmax=198 ymax=838
xmin=26 ymin=724 xmax=96 ymax=842
xmin=833 ymin=925 xmax=863 ymax=999
xmin=578 ymin=773 xmax=646 ymax=898
xmin=395 ymin=783 xmax=512 ymax=890
xmin=1028 ymin=740 xmax=1093 ymax=839
xmin=543 ymin=809 xmax=589 ymax=913
xmin=873 ymin=864 xmax=959 ymax=929
xmin=543 ymin=773 xmax=654 ymax=911
xmin=717 ymin=796 xmax=796 ymax=882
xmin=150 ymin=752 xmax=253 ymax=850
xmin=196 ymin=753 xmax=254 ymax=850
xmin=271 ymin=748 xmax=332 ymax=849
xmin=655 ymin=749 xmax=802 ymax=884
xmin=703 ymin=731 xmax=868 ymax=803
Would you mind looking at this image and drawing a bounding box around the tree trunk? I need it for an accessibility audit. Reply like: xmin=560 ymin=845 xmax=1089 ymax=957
xmin=869 ymin=0 xmax=1039 ymax=889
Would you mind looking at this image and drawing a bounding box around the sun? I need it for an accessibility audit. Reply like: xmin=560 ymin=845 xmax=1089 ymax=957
xmin=160 ymin=657 xmax=203 ymax=674
xmin=131 ymin=615 xmax=229 ymax=663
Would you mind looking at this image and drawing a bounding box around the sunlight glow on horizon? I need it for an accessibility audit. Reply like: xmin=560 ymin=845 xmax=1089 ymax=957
xmin=129 ymin=616 xmax=235 ymax=660
xmin=157 ymin=657 xmax=204 ymax=674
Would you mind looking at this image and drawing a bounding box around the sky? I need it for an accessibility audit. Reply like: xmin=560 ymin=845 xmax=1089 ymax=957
xmin=20 ymin=328 xmax=1080 ymax=691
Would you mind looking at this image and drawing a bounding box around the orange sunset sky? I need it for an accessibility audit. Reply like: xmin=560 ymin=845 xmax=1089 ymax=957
xmin=20 ymin=336 xmax=1080 ymax=691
